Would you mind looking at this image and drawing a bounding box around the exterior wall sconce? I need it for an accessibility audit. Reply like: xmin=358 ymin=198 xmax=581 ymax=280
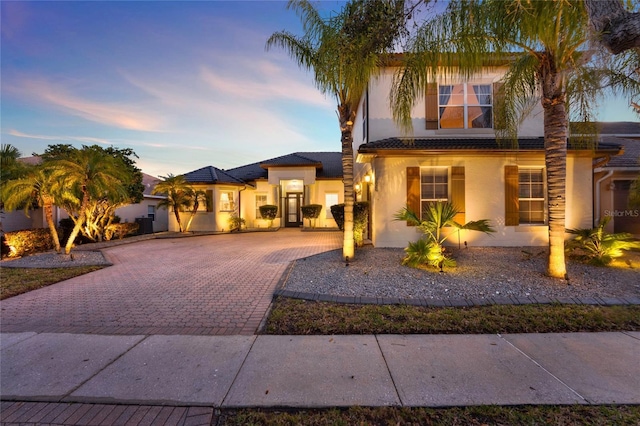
xmin=608 ymin=182 xmax=616 ymax=191
xmin=364 ymin=174 xmax=371 ymax=183
xmin=354 ymin=183 xmax=361 ymax=194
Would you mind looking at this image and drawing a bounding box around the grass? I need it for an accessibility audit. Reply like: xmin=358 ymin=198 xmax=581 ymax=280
xmin=0 ymin=266 xmax=104 ymax=300
xmin=219 ymin=405 xmax=640 ymax=425
xmin=264 ymin=297 xmax=640 ymax=335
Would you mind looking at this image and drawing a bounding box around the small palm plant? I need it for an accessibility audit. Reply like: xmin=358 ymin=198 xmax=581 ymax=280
xmin=566 ymin=217 xmax=640 ymax=266
xmin=394 ymin=202 xmax=495 ymax=271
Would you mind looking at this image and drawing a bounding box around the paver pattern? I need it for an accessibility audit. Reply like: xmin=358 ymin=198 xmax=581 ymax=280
xmin=0 ymin=230 xmax=341 ymax=335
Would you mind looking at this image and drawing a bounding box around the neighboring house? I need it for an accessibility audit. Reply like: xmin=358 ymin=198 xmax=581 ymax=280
xmin=592 ymin=122 xmax=640 ymax=235
xmin=176 ymin=152 xmax=344 ymax=232
xmin=115 ymin=173 xmax=169 ymax=233
xmin=351 ymin=67 xmax=624 ymax=248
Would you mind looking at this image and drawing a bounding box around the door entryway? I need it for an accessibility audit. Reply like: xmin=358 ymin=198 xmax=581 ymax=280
xmin=613 ymin=180 xmax=640 ymax=234
xmin=285 ymin=192 xmax=303 ymax=227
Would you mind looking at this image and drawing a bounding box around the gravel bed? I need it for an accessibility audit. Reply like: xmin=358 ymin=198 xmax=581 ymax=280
xmin=284 ymin=246 xmax=640 ymax=301
xmin=0 ymin=251 xmax=111 ymax=268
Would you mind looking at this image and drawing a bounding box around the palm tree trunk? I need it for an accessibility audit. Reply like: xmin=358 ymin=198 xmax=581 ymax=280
xmin=174 ymin=208 xmax=184 ymax=233
xmin=339 ymin=104 xmax=356 ymax=261
xmin=43 ymin=198 xmax=61 ymax=253
xmin=541 ymin=69 xmax=568 ymax=279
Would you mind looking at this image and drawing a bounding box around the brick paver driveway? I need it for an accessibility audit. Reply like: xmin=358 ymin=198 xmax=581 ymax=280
xmin=1 ymin=229 xmax=342 ymax=335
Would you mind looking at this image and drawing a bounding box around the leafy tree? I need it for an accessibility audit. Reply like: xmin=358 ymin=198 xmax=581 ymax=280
xmin=585 ymin=0 xmax=640 ymax=54
xmin=40 ymin=144 xmax=144 ymax=242
xmin=394 ymin=202 xmax=495 ymax=271
xmin=391 ymin=0 xmax=639 ymax=278
xmin=267 ymin=0 xmax=410 ymax=261
xmin=152 ymin=174 xmax=193 ymax=233
xmin=47 ymin=146 xmax=130 ymax=254
xmin=1 ymin=163 xmax=70 ymax=252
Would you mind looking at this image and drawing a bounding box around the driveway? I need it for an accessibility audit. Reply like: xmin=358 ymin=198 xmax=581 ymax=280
xmin=0 ymin=229 xmax=342 ymax=335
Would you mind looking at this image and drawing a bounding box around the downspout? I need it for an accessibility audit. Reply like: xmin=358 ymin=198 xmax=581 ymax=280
xmin=593 ymin=168 xmax=613 ymax=226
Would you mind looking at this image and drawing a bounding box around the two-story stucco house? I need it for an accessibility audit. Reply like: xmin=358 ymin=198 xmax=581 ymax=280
xmin=175 ymin=152 xmax=344 ymax=232
xmin=351 ymin=66 xmax=623 ymax=248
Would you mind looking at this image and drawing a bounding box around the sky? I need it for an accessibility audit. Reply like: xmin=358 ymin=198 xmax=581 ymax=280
xmin=2 ymin=1 xmax=638 ymax=179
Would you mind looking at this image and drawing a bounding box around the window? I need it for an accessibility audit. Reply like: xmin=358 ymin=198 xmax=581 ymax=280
xmin=256 ymin=194 xmax=267 ymax=218
xmin=148 ymin=205 xmax=155 ymax=221
xmin=518 ymin=168 xmax=545 ymax=224
xmin=220 ymin=191 xmax=235 ymax=212
xmin=325 ymin=193 xmax=339 ymax=218
xmin=439 ymin=83 xmax=492 ymax=129
xmin=421 ymin=167 xmax=448 ymax=214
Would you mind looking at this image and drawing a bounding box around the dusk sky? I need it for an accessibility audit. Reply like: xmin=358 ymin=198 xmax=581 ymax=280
xmin=2 ymin=1 xmax=637 ymax=178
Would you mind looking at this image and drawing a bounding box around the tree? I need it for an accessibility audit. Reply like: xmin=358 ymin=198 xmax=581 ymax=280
xmin=391 ymin=0 xmax=639 ymax=278
xmin=1 ymin=163 xmax=70 ymax=252
xmin=585 ymin=0 xmax=640 ymax=54
xmin=267 ymin=0 xmax=409 ymax=261
xmin=40 ymin=144 xmax=144 ymax=242
xmin=49 ymin=146 xmax=130 ymax=254
xmin=152 ymin=174 xmax=193 ymax=233
xmin=183 ymin=188 xmax=209 ymax=233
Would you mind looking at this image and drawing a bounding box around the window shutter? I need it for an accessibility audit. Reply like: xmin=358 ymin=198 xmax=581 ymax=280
xmin=406 ymin=167 xmax=421 ymax=226
xmin=206 ymin=190 xmax=214 ymax=212
xmin=505 ymin=165 xmax=519 ymax=226
xmin=493 ymin=82 xmax=506 ymax=131
xmin=425 ymin=83 xmax=438 ymax=129
xmin=451 ymin=166 xmax=465 ymax=224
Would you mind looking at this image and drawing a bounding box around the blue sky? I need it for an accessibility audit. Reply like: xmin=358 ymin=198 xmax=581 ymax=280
xmin=2 ymin=1 xmax=637 ymax=178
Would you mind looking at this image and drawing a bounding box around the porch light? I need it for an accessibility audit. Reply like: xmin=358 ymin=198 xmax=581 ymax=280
xmin=364 ymin=174 xmax=371 ymax=183
xmin=355 ymin=183 xmax=361 ymax=193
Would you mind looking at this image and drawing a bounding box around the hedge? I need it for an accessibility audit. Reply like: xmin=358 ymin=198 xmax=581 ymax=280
xmin=2 ymin=228 xmax=55 ymax=258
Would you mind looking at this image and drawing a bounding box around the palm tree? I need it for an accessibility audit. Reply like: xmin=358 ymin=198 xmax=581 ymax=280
xmin=1 ymin=164 xmax=69 ymax=252
xmin=0 ymin=144 xmax=26 ymax=191
xmin=54 ymin=147 xmax=129 ymax=254
xmin=184 ymin=188 xmax=209 ymax=233
xmin=391 ymin=0 xmax=639 ymax=278
xmin=152 ymin=174 xmax=193 ymax=233
xmin=267 ymin=0 xmax=408 ymax=261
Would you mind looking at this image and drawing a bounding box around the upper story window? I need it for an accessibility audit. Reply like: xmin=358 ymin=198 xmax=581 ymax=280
xmin=439 ymin=83 xmax=492 ymax=129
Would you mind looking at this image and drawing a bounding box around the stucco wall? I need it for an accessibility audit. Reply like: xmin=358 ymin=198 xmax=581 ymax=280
xmin=115 ymin=197 xmax=168 ymax=233
xmin=368 ymin=153 xmax=594 ymax=248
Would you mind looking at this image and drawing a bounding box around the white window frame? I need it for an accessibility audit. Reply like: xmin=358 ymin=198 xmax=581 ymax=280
xmin=438 ymin=83 xmax=493 ymax=129
xmin=147 ymin=205 xmax=155 ymax=221
xmin=518 ymin=168 xmax=546 ymax=224
xmin=325 ymin=192 xmax=339 ymax=219
xmin=255 ymin=193 xmax=268 ymax=218
xmin=420 ymin=167 xmax=449 ymax=218
xmin=219 ymin=191 xmax=235 ymax=212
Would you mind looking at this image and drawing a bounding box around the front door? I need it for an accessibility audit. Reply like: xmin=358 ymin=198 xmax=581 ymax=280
xmin=613 ymin=180 xmax=640 ymax=234
xmin=285 ymin=192 xmax=303 ymax=227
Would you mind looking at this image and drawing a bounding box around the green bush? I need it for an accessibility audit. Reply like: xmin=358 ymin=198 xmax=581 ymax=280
xmin=3 ymin=228 xmax=55 ymax=258
xmin=229 ymin=214 xmax=246 ymax=232
xmin=566 ymin=217 xmax=640 ymax=265
xmin=330 ymin=202 xmax=369 ymax=246
xmin=301 ymin=204 xmax=323 ymax=227
xmin=105 ymin=222 xmax=139 ymax=240
xmin=259 ymin=204 xmax=278 ymax=228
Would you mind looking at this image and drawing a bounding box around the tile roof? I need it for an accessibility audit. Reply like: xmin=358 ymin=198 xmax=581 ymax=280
xmin=358 ymin=137 xmax=623 ymax=153
xmin=226 ymin=152 xmax=343 ymax=181
xmin=183 ymin=166 xmax=246 ymax=185
xmin=602 ymin=136 xmax=640 ymax=168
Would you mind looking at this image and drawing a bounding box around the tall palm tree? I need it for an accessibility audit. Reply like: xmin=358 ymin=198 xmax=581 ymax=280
xmin=55 ymin=147 xmax=129 ymax=254
xmin=152 ymin=174 xmax=193 ymax=233
xmin=391 ymin=0 xmax=639 ymax=278
xmin=184 ymin=189 xmax=209 ymax=233
xmin=0 ymin=144 xmax=26 ymax=191
xmin=267 ymin=0 xmax=408 ymax=261
xmin=1 ymin=164 xmax=69 ymax=252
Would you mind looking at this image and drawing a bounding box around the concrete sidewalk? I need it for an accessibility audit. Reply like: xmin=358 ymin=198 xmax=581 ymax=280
xmin=2 ymin=332 xmax=639 ymax=409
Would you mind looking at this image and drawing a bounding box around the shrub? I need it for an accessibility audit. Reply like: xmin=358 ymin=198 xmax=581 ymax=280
xmin=3 ymin=228 xmax=55 ymax=258
xmin=330 ymin=202 xmax=369 ymax=246
xmin=229 ymin=214 xmax=246 ymax=232
xmin=301 ymin=204 xmax=323 ymax=228
xmin=394 ymin=202 xmax=494 ymax=271
xmin=105 ymin=222 xmax=139 ymax=240
xmin=566 ymin=217 xmax=640 ymax=266
xmin=259 ymin=204 xmax=278 ymax=228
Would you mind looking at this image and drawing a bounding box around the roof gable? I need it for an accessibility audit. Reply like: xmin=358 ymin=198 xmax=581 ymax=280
xmin=183 ymin=166 xmax=246 ymax=185
xmin=226 ymin=152 xmax=343 ymax=181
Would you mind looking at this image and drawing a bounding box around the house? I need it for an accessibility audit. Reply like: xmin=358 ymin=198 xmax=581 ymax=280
xmin=592 ymin=122 xmax=640 ymax=235
xmin=175 ymin=152 xmax=344 ymax=232
xmin=351 ymin=66 xmax=625 ymax=248
xmin=115 ymin=173 xmax=169 ymax=233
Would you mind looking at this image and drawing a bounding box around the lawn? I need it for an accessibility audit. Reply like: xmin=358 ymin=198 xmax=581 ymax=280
xmin=0 ymin=266 xmax=104 ymax=300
